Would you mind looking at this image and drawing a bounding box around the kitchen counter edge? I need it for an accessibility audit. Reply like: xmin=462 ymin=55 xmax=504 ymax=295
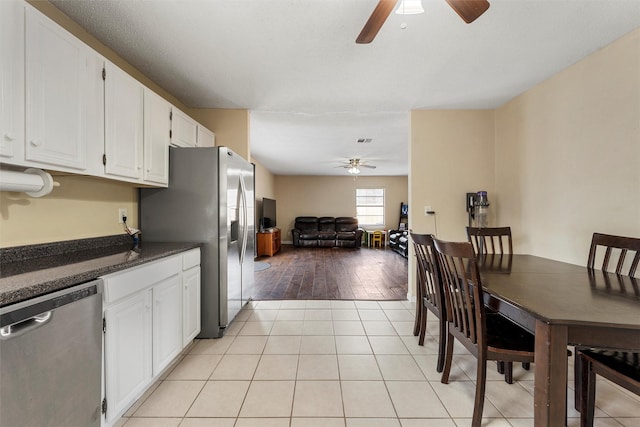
xmin=0 ymin=235 xmax=201 ymax=307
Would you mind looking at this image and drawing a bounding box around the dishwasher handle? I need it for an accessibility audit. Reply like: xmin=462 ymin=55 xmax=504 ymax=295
xmin=0 ymin=311 xmax=52 ymax=339
xmin=0 ymin=279 xmax=101 ymax=340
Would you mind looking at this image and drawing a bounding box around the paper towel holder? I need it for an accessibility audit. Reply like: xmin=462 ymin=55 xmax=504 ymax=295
xmin=0 ymin=167 xmax=58 ymax=197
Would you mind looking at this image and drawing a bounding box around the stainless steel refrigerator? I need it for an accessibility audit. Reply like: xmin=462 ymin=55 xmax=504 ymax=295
xmin=140 ymin=146 xmax=255 ymax=338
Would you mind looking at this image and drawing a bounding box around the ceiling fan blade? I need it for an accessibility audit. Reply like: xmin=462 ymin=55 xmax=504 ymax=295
xmin=444 ymin=0 xmax=490 ymax=24
xmin=360 ymin=164 xmax=377 ymax=169
xmin=356 ymin=0 xmax=398 ymax=44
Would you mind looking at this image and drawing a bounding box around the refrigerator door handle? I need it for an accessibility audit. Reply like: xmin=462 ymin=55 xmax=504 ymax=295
xmin=239 ymin=171 xmax=248 ymax=265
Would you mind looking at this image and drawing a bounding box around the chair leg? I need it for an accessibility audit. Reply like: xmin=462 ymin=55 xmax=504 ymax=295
xmin=436 ymin=317 xmax=447 ymax=373
xmin=440 ymin=331 xmax=455 ymax=384
xmin=472 ymin=356 xmax=488 ymax=427
xmin=574 ymin=350 xmax=582 ymax=410
xmin=418 ymin=305 xmax=427 ymax=346
xmin=579 ymin=356 xmax=596 ymax=427
xmin=413 ymin=297 xmax=421 ymax=337
xmin=497 ymin=361 xmax=505 ymax=374
xmin=504 ymin=361 xmax=513 ymax=384
xmin=522 ymin=362 xmax=530 ymax=370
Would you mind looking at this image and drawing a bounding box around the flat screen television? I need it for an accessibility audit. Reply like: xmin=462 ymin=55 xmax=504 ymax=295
xmin=261 ymin=198 xmax=277 ymax=230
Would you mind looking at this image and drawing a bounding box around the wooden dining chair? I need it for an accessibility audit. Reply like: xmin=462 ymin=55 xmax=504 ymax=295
xmin=574 ymin=232 xmax=640 ymax=410
xmin=587 ymin=232 xmax=640 ymax=277
xmin=467 ymin=225 xmax=521 ymax=381
xmin=577 ymin=348 xmax=640 ymax=427
xmin=410 ymin=232 xmax=447 ymax=372
xmin=433 ymin=238 xmax=535 ymax=427
xmin=466 ymin=226 xmax=513 ymax=256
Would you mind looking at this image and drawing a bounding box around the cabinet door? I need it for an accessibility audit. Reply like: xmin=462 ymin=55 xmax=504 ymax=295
xmin=182 ymin=266 xmax=201 ymax=346
xmin=25 ymin=6 xmax=90 ymax=170
xmin=104 ymin=289 xmax=152 ymax=424
xmin=197 ymin=125 xmax=215 ymax=147
xmin=0 ymin=0 xmax=24 ymax=162
xmin=104 ymin=61 xmax=144 ymax=180
xmin=153 ymin=274 xmax=182 ymax=375
xmin=143 ymin=89 xmax=170 ymax=186
xmin=171 ymin=108 xmax=197 ymax=147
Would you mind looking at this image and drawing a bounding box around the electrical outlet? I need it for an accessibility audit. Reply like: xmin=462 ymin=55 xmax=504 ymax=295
xmin=118 ymin=208 xmax=127 ymax=224
xmin=424 ymin=206 xmax=432 ymax=216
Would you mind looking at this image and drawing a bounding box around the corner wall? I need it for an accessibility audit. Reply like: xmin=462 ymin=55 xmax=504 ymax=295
xmin=494 ymin=29 xmax=640 ymax=265
xmin=409 ymin=110 xmax=496 ymax=241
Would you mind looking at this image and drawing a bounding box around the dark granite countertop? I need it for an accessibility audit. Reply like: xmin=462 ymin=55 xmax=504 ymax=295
xmin=0 ymin=235 xmax=201 ymax=307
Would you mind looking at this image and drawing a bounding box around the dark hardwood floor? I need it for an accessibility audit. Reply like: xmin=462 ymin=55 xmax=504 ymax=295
xmin=254 ymin=244 xmax=408 ymax=301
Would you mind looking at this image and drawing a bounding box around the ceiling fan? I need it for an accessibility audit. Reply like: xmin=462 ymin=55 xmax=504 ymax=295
xmin=337 ymin=158 xmax=377 ymax=175
xmin=356 ymin=0 xmax=490 ymax=44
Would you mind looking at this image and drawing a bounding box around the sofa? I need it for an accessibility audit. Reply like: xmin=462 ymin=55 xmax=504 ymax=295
xmin=292 ymin=216 xmax=363 ymax=248
xmin=389 ymin=229 xmax=409 ymax=257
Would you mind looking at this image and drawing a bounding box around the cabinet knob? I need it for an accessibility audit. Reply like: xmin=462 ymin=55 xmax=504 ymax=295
xmin=30 ymin=140 xmax=41 ymax=147
xmin=4 ymin=133 xmax=15 ymax=142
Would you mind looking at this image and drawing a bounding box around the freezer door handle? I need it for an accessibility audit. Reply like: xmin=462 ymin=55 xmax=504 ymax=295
xmin=239 ymin=171 xmax=248 ymax=265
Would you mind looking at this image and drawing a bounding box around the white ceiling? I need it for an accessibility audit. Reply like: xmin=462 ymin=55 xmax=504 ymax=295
xmin=50 ymin=0 xmax=640 ymax=176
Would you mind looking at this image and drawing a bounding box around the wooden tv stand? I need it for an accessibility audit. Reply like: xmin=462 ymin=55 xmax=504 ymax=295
xmin=257 ymin=228 xmax=281 ymax=257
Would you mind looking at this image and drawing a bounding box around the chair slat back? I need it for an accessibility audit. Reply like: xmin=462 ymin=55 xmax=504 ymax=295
xmin=433 ymin=238 xmax=486 ymax=347
xmin=411 ymin=233 xmax=444 ymax=314
xmin=588 ymin=233 xmax=640 ymax=277
xmin=466 ymin=226 xmax=513 ymax=256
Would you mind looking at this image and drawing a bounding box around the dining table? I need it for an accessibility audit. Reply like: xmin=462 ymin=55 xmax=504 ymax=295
xmin=476 ymin=254 xmax=640 ymax=426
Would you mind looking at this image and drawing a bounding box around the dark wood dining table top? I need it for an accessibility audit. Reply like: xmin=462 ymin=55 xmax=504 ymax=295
xmin=471 ymin=254 xmax=639 ymax=426
xmin=478 ymin=255 xmax=640 ymax=342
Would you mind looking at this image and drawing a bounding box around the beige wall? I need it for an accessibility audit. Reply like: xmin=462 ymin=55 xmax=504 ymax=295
xmin=409 ymin=110 xmax=496 ymax=241
xmin=409 ymin=28 xmax=640 ymax=270
xmin=494 ymin=28 xmax=640 ymax=265
xmin=0 ymin=175 xmax=137 ymax=247
xmin=189 ymin=109 xmax=250 ymax=161
xmin=275 ymin=175 xmax=408 ymax=243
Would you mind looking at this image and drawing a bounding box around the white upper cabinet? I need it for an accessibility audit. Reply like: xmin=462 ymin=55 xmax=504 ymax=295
xmin=104 ymin=61 xmax=144 ymax=180
xmin=0 ymin=0 xmax=24 ymax=162
xmin=197 ymin=125 xmax=215 ymax=147
xmin=143 ymin=89 xmax=170 ymax=186
xmin=171 ymin=108 xmax=198 ymax=147
xmin=24 ymin=6 xmax=101 ymax=171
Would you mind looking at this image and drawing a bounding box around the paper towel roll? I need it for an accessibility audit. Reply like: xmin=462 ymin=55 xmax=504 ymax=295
xmin=0 ymin=168 xmax=55 ymax=197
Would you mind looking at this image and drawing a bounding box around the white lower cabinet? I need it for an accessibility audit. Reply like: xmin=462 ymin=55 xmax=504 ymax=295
xmin=103 ymin=289 xmax=152 ymax=424
xmin=182 ymin=265 xmax=201 ymax=346
xmin=101 ymin=248 xmax=200 ymax=426
xmin=152 ymin=274 xmax=182 ymax=375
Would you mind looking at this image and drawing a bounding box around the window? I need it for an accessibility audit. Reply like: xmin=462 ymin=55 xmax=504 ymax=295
xmin=356 ymin=188 xmax=385 ymax=226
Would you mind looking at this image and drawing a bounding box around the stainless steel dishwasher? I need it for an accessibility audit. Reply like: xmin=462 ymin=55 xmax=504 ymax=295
xmin=0 ymin=279 xmax=103 ymax=427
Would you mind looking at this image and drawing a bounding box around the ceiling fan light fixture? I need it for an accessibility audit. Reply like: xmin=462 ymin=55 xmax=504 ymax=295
xmin=348 ymin=166 xmax=361 ymax=175
xmin=395 ymin=0 xmax=424 ymax=15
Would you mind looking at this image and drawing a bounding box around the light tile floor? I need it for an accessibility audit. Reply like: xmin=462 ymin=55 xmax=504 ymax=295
xmin=117 ymin=300 xmax=640 ymax=427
